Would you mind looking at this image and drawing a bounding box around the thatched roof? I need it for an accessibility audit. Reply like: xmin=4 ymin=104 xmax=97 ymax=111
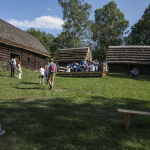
xmin=0 ymin=19 xmax=50 ymax=57
xmin=106 ymin=46 xmax=150 ymax=64
xmin=56 ymin=47 xmax=92 ymax=62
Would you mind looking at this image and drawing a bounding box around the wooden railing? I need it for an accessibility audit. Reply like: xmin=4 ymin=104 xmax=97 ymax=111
xmin=58 ymin=66 xmax=67 ymax=72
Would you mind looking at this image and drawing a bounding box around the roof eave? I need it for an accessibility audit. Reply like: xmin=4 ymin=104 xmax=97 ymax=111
xmin=0 ymin=39 xmax=51 ymax=58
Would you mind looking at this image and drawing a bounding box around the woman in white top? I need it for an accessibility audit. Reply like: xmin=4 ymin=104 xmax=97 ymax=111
xmin=67 ymin=64 xmax=71 ymax=72
xmin=18 ymin=61 xmax=22 ymax=79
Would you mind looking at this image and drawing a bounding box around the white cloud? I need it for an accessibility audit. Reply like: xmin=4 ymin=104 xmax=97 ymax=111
xmin=48 ymin=8 xmax=53 ymax=12
xmin=7 ymin=15 xmax=64 ymax=30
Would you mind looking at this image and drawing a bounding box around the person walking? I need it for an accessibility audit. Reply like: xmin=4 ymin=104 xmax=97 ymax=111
xmin=45 ymin=66 xmax=49 ymax=84
xmin=48 ymin=58 xmax=57 ymax=90
xmin=18 ymin=61 xmax=22 ymax=79
xmin=39 ymin=65 xmax=45 ymax=85
xmin=10 ymin=58 xmax=15 ymax=77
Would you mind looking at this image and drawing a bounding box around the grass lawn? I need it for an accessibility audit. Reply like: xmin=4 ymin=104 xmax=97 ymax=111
xmin=0 ymin=69 xmax=150 ymax=150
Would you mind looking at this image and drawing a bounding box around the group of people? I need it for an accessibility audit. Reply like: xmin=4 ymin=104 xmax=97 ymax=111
xmin=10 ymin=57 xmax=22 ymax=79
xmin=39 ymin=58 xmax=57 ymax=90
xmin=66 ymin=59 xmax=108 ymax=72
xmin=130 ymin=68 xmax=139 ymax=77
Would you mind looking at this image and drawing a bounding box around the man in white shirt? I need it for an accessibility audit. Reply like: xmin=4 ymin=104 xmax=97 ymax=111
xmin=90 ymin=63 xmax=95 ymax=71
xmin=13 ymin=58 xmax=16 ymax=72
xmin=39 ymin=65 xmax=45 ymax=85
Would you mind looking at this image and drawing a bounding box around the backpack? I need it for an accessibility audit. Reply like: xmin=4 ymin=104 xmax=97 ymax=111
xmin=49 ymin=64 xmax=55 ymax=73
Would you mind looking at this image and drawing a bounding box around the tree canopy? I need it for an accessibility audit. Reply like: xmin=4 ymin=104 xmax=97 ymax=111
xmin=125 ymin=4 xmax=150 ymax=45
xmin=91 ymin=1 xmax=129 ymax=61
xmin=58 ymin=0 xmax=92 ymax=48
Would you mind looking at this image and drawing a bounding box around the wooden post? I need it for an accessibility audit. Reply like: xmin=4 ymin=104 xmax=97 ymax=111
xmin=124 ymin=113 xmax=135 ymax=129
xmin=124 ymin=114 xmax=130 ymax=129
xmin=128 ymin=64 xmax=130 ymax=74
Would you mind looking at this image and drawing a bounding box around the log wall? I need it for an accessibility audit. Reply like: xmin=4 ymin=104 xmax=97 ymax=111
xmin=0 ymin=42 xmax=46 ymax=70
xmin=109 ymin=63 xmax=147 ymax=75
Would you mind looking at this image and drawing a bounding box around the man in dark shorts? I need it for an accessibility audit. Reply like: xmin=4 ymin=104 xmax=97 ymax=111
xmin=48 ymin=58 xmax=57 ymax=90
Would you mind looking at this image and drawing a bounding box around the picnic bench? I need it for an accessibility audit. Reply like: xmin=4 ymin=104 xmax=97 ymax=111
xmin=117 ymin=108 xmax=150 ymax=129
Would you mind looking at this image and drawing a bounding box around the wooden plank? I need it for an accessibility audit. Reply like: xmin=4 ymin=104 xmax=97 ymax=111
xmin=117 ymin=109 xmax=150 ymax=116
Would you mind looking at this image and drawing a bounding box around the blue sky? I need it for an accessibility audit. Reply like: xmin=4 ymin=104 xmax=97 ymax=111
xmin=0 ymin=0 xmax=150 ymax=37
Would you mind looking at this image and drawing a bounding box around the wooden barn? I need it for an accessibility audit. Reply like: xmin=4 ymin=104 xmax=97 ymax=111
xmin=56 ymin=47 xmax=92 ymax=66
xmin=0 ymin=19 xmax=50 ymax=70
xmin=106 ymin=46 xmax=150 ymax=75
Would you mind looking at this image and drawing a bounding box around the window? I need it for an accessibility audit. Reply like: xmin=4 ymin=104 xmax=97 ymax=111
xmin=28 ymin=57 xmax=30 ymax=64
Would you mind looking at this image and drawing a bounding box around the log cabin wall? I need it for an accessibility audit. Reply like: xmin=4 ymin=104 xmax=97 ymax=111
xmin=106 ymin=46 xmax=150 ymax=75
xmin=0 ymin=43 xmax=9 ymax=62
xmin=108 ymin=64 xmax=127 ymax=73
xmin=0 ymin=42 xmax=46 ymax=70
xmin=56 ymin=47 xmax=92 ymax=66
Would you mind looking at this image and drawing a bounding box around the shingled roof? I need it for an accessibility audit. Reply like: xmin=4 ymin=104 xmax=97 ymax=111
xmin=0 ymin=19 xmax=50 ymax=57
xmin=56 ymin=47 xmax=92 ymax=62
xmin=106 ymin=46 xmax=150 ymax=64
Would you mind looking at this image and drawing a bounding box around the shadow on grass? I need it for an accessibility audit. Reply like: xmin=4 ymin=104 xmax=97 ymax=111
xmin=15 ymin=87 xmax=42 ymax=90
xmin=0 ymin=96 xmax=150 ymax=149
xmin=20 ymin=82 xmax=39 ymax=85
xmin=108 ymin=73 xmax=150 ymax=82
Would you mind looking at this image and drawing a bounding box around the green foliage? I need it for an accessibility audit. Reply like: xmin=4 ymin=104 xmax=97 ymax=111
xmin=92 ymin=1 xmax=129 ymax=47
xmin=58 ymin=0 xmax=92 ymax=48
xmin=91 ymin=1 xmax=129 ymax=61
xmin=26 ymin=28 xmax=56 ymax=60
xmin=125 ymin=4 xmax=150 ymax=45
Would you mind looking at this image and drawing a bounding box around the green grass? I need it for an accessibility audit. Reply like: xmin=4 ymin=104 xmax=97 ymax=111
xmin=0 ymin=69 xmax=150 ymax=150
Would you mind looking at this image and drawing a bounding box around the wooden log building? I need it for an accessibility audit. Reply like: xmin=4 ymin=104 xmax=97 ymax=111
xmin=56 ymin=47 xmax=92 ymax=66
xmin=0 ymin=19 xmax=50 ymax=70
xmin=106 ymin=46 xmax=150 ymax=75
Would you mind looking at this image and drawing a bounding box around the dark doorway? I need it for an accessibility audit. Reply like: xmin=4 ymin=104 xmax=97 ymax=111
xmin=130 ymin=65 xmax=133 ymax=70
xmin=10 ymin=53 xmax=20 ymax=65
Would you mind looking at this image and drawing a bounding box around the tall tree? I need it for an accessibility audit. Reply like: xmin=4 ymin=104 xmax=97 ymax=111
xmin=125 ymin=4 xmax=150 ymax=45
xmin=91 ymin=1 xmax=129 ymax=60
xmin=58 ymin=0 xmax=92 ymax=48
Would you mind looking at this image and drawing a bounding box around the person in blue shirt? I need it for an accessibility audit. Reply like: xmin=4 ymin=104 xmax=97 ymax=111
xmin=10 ymin=58 xmax=15 ymax=77
xmin=77 ymin=65 xmax=81 ymax=72
xmin=80 ymin=60 xmax=85 ymax=72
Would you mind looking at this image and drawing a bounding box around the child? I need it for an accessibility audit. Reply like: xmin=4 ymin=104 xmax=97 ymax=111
xmin=39 ymin=65 xmax=45 ymax=85
xmin=18 ymin=61 xmax=22 ymax=79
xmin=45 ymin=66 xmax=49 ymax=84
